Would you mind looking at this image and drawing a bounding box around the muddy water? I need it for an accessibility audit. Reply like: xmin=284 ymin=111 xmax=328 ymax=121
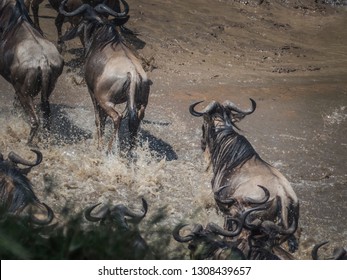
xmin=0 ymin=0 xmax=346 ymax=259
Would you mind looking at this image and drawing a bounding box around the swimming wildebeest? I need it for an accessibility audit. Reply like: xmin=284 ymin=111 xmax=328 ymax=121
xmin=0 ymin=149 xmax=53 ymax=224
xmin=173 ymin=201 xmax=271 ymax=260
xmin=0 ymin=0 xmax=64 ymax=146
xmin=189 ymin=98 xmax=299 ymax=255
xmin=59 ymin=0 xmax=151 ymax=153
xmin=173 ymin=223 xmax=247 ymax=260
xmin=85 ymin=198 xmax=149 ymax=259
xmin=173 ymin=185 xmax=294 ymax=259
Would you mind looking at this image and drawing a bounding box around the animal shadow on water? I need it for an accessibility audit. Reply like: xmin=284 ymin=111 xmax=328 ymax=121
xmin=138 ymin=129 xmax=177 ymax=161
xmin=116 ymin=117 xmax=177 ymax=161
xmin=45 ymin=104 xmax=93 ymax=145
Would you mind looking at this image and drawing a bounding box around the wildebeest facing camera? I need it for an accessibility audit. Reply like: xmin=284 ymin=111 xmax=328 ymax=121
xmin=0 ymin=149 xmax=54 ymax=225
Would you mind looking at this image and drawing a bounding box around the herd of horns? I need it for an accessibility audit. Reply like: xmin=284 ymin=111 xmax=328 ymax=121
xmin=0 ymin=0 xmax=345 ymax=259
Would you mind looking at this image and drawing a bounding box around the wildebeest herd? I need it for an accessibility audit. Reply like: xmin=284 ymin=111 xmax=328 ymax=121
xmin=0 ymin=0 xmax=345 ymax=259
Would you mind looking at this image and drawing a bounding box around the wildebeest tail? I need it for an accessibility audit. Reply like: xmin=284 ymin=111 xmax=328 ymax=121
xmin=127 ymin=72 xmax=141 ymax=140
xmin=38 ymin=64 xmax=53 ymax=125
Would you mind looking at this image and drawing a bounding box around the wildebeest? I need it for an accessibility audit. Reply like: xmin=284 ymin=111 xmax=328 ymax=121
xmin=173 ymin=186 xmax=295 ymax=259
xmin=85 ymin=198 xmax=149 ymax=259
xmin=26 ymin=0 xmax=122 ymax=51
xmin=173 ymin=202 xmax=269 ymax=260
xmin=173 ymin=223 xmax=247 ymax=260
xmin=189 ymin=99 xmax=299 ymax=254
xmin=312 ymin=241 xmax=347 ymax=260
xmin=0 ymin=0 xmax=64 ymax=146
xmin=59 ymin=0 xmax=150 ymax=153
xmin=0 ymin=149 xmax=54 ymax=224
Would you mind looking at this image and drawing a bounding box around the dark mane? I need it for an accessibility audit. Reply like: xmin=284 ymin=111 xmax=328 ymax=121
xmin=0 ymin=0 xmax=42 ymax=39
xmin=86 ymin=22 xmax=124 ymax=56
xmin=0 ymin=163 xmax=40 ymax=214
xmin=210 ymin=125 xmax=262 ymax=187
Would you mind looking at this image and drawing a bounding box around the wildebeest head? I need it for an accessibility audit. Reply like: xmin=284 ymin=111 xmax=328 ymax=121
xmin=84 ymin=198 xmax=148 ymax=258
xmin=0 ymin=0 xmax=42 ymax=37
xmin=59 ymin=0 xmax=130 ymax=55
xmin=189 ymin=99 xmax=256 ymax=157
xmin=85 ymin=198 xmax=148 ymax=230
xmin=312 ymin=241 xmax=347 ymax=260
xmin=173 ymin=202 xmax=269 ymax=260
xmin=173 ymin=223 xmax=246 ymax=260
xmin=0 ymin=149 xmax=54 ymax=225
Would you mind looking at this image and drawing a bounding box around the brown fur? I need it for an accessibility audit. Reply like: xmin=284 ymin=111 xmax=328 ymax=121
xmin=0 ymin=0 xmax=64 ymax=145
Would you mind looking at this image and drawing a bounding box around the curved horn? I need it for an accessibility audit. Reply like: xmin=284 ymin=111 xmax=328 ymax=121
xmin=124 ymin=198 xmax=148 ymax=220
xmin=106 ymin=199 xmax=148 ymax=230
xmin=214 ymin=185 xmax=236 ymax=206
xmin=59 ymin=0 xmax=92 ymax=17
xmin=30 ymin=203 xmax=54 ymax=225
xmin=244 ymin=185 xmax=270 ymax=205
xmin=229 ymin=201 xmax=272 ymax=232
xmin=312 ymin=241 xmax=346 ymax=260
xmin=84 ymin=203 xmax=109 ymax=222
xmin=172 ymin=224 xmax=195 ymax=242
xmin=205 ymin=219 xmax=243 ymax=237
xmin=112 ymin=198 xmax=148 ymax=222
xmin=207 ymin=203 xmax=269 ymax=238
xmin=189 ymin=100 xmax=219 ymax=117
xmin=94 ymin=0 xmax=129 ymax=17
xmin=8 ymin=149 xmax=42 ymax=167
xmin=312 ymin=241 xmax=329 ymax=260
xmin=260 ymin=213 xmax=298 ymax=236
xmin=223 ymin=98 xmax=256 ymax=115
xmin=332 ymin=247 xmax=347 ymax=260
xmin=189 ymin=101 xmax=205 ymax=117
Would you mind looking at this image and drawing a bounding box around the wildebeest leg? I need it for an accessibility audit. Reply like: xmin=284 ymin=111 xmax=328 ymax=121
xmin=95 ymin=106 xmax=107 ymax=150
xmin=31 ymin=0 xmax=44 ymax=32
xmin=40 ymin=68 xmax=58 ymax=131
xmin=287 ymin=203 xmax=299 ymax=252
xmin=13 ymin=69 xmax=42 ymax=145
xmin=89 ymin=90 xmax=107 ymax=150
xmin=55 ymin=13 xmax=66 ymax=53
xmin=108 ymin=108 xmax=122 ymax=154
xmin=15 ymin=92 xmax=39 ymax=145
xmin=94 ymin=99 xmax=122 ymax=153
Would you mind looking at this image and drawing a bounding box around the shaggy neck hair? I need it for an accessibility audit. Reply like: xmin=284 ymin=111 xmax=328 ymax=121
xmin=0 ymin=0 xmax=41 ymax=39
xmin=0 ymin=163 xmax=39 ymax=214
xmin=86 ymin=20 xmax=124 ymax=56
xmin=208 ymin=121 xmax=262 ymax=189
